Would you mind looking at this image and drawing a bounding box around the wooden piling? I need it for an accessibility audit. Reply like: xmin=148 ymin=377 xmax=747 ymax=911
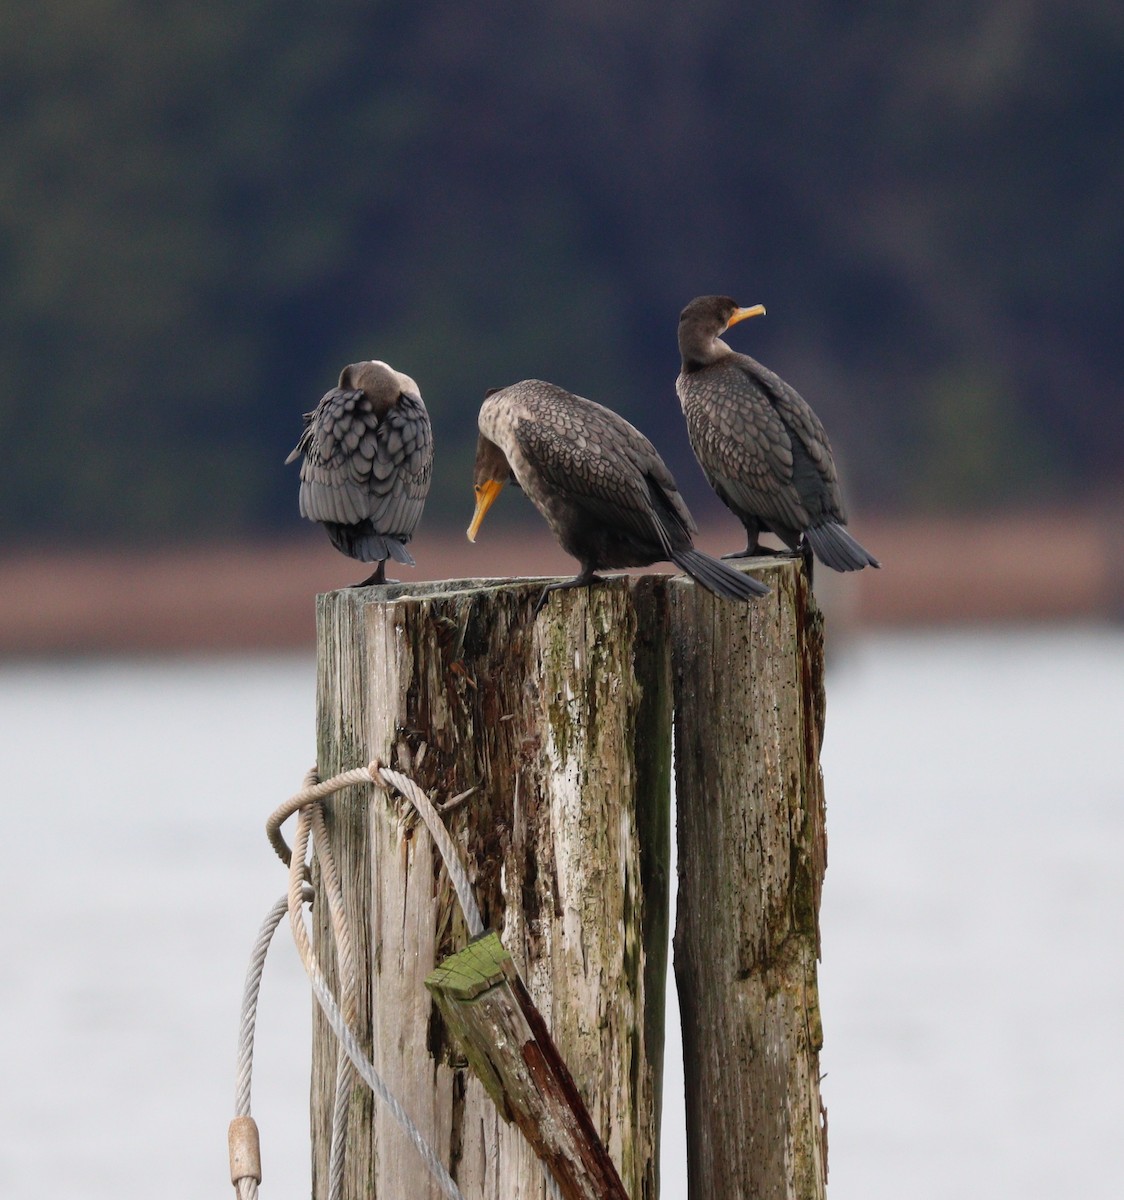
xmin=311 ymin=575 xmax=671 ymax=1199
xmin=670 ymin=558 xmax=829 ymax=1198
xmin=310 ymin=557 xmax=828 ymax=1198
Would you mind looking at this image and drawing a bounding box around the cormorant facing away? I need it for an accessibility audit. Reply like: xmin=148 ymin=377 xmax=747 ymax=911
xmin=286 ymin=360 xmax=433 ymax=585
xmin=676 ymin=296 xmax=879 ymax=572
xmin=467 ymin=379 xmax=769 ymax=613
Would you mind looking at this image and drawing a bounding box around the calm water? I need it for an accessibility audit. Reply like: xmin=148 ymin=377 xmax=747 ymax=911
xmin=1 ymin=630 xmax=1121 ymax=1199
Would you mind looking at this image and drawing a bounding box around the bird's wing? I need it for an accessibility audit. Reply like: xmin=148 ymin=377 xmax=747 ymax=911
xmin=627 ymin=424 xmax=699 ymax=540
xmin=363 ymin=392 xmax=434 ymax=537
xmin=512 ymin=401 xmax=682 ymax=554
xmin=284 ymin=409 xmax=317 ymax=464
xmin=295 ymin=387 xmax=433 ymax=536
xmin=680 ymin=365 xmax=810 ymax=532
xmin=734 ymin=358 xmax=847 ymax=523
xmin=682 ymin=358 xmax=845 ymax=530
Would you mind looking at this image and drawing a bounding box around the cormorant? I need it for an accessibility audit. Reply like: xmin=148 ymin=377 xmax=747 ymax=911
xmin=467 ymin=379 xmax=769 ymax=612
xmin=286 ymin=360 xmax=433 ymax=585
xmin=676 ymin=295 xmax=879 ymax=572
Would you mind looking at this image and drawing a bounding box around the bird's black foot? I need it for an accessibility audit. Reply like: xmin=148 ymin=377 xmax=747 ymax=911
xmin=533 ymin=570 xmax=603 ymax=616
xmin=352 ymin=561 xmax=389 ymax=587
xmin=722 ymin=541 xmax=791 ymax=560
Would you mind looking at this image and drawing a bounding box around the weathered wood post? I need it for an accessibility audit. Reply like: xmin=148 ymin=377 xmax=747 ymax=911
xmin=309 ymin=556 xmax=828 ymax=1197
xmin=670 ymin=557 xmax=829 ymax=1198
xmin=311 ymin=575 xmax=671 ymax=1199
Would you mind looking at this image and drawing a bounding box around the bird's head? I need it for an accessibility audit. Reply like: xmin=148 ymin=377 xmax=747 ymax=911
xmin=467 ymin=433 xmax=513 ymax=542
xmin=678 ymin=295 xmax=766 ymax=365
xmin=338 ymin=360 xmax=421 ymax=414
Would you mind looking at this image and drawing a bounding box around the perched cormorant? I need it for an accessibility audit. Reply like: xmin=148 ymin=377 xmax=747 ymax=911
xmin=286 ymin=360 xmax=433 ymax=585
xmin=676 ymin=295 xmax=879 ymax=572
xmin=467 ymin=379 xmax=769 ymax=612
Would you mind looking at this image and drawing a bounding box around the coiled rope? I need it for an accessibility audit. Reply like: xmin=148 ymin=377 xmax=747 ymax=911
xmin=228 ymin=760 xmax=562 ymax=1200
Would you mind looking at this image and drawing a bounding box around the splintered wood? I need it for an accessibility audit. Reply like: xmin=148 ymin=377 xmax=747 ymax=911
xmin=426 ymin=932 xmax=629 ymax=1200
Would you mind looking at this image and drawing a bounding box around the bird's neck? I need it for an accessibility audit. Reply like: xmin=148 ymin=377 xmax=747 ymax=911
xmin=680 ymin=335 xmax=733 ymax=374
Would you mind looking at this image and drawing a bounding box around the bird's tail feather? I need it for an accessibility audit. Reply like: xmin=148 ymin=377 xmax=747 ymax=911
xmin=804 ymin=523 xmax=880 ymax=572
xmin=327 ymin=523 xmax=415 ymax=566
xmin=385 ymin=538 xmax=416 ymax=565
xmin=671 ymin=548 xmax=770 ymax=601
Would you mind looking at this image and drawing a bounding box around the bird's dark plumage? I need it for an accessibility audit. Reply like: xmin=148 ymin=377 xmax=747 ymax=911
xmin=468 ymin=379 xmax=768 ymax=611
xmin=286 ymin=360 xmax=433 ymax=585
xmin=676 ymin=295 xmax=879 ymax=572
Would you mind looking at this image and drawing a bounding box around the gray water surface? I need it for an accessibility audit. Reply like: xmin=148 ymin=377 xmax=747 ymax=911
xmin=1 ymin=630 xmax=1121 ymax=1199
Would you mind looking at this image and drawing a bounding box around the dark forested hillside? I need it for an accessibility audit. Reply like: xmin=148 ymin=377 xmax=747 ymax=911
xmin=2 ymin=2 xmax=1120 ymax=542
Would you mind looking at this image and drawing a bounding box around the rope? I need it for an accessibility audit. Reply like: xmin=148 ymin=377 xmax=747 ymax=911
xmin=308 ymin=790 xmax=358 ymax=1200
xmin=231 ymin=760 xmax=566 ymax=1200
xmin=265 ymin=765 xmax=374 ymax=867
xmin=283 ymin=781 xmax=468 ymax=1200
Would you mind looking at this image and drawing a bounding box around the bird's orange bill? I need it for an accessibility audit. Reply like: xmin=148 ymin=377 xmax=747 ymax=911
xmin=467 ymin=480 xmax=505 ymax=542
xmin=727 ymin=303 xmax=766 ymax=327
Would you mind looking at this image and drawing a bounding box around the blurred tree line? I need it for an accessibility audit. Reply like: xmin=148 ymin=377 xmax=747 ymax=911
xmin=1 ymin=1 xmax=1120 ymax=544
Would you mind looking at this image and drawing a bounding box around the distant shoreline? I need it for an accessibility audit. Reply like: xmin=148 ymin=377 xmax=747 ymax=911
xmin=2 ymin=510 xmax=1120 ymax=655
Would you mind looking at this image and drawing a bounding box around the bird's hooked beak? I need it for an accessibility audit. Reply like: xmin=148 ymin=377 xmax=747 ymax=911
xmin=467 ymin=479 xmax=505 ymax=542
xmin=726 ymin=303 xmax=766 ymax=329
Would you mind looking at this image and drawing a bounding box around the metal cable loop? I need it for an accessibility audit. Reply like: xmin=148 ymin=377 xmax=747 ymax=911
xmin=374 ymin=766 xmax=485 ymax=938
xmin=232 ymin=761 xmax=569 ymax=1200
